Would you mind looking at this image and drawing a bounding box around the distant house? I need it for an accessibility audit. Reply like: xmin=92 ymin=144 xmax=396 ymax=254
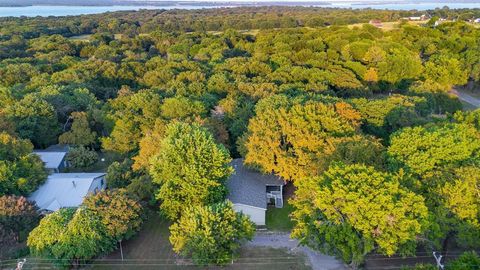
xmin=227 ymin=159 xmax=285 ymax=226
xmin=34 ymin=145 xmax=70 ymax=173
xmin=369 ymin=19 xmax=383 ymax=28
xmin=29 ymin=173 xmax=106 ymax=212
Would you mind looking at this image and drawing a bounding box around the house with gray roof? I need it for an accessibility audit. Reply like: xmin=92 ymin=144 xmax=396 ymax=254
xmin=227 ymin=159 xmax=285 ymax=225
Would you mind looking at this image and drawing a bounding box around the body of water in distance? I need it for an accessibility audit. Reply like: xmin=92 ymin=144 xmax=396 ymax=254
xmin=0 ymin=2 xmax=479 ymax=17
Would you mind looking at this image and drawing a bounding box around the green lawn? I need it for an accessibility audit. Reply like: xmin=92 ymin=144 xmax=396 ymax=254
xmin=266 ymin=201 xmax=295 ymax=232
xmin=92 ymin=211 xmax=309 ymax=270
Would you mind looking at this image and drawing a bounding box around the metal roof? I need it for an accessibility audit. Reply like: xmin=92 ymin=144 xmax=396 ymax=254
xmin=227 ymin=159 xmax=284 ymax=209
xmin=29 ymin=173 xmax=105 ymax=211
xmin=33 ymin=151 xmax=67 ymax=170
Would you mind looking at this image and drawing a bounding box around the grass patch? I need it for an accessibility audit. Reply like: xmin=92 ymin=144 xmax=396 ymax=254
xmin=266 ymin=201 xmax=295 ymax=232
xmin=92 ymin=210 xmax=309 ymax=270
xmin=68 ymin=34 xmax=91 ymax=41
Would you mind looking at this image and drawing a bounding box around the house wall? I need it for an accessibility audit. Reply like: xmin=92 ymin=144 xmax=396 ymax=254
xmin=88 ymin=176 xmax=106 ymax=194
xmin=233 ymin=203 xmax=266 ymax=226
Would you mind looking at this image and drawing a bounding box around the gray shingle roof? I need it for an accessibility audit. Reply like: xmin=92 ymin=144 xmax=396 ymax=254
xmin=227 ymin=159 xmax=284 ymax=209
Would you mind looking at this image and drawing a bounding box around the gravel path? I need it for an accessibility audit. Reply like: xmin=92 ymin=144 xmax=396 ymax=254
xmin=246 ymin=232 xmax=347 ymax=270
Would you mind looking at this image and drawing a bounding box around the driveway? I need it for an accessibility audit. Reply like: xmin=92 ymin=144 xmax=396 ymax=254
xmin=452 ymin=89 xmax=480 ymax=108
xmin=246 ymin=232 xmax=347 ymax=270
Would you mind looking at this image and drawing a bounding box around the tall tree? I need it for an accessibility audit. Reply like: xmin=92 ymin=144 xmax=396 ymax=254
xmin=292 ymin=163 xmax=428 ymax=269
xmin=59 ymin=112 xmax=97 ymax=147
xmin=243 ymin=94 xmax=361 ymax=181
xmin=83 ymin=189 xmax=144 ymax=241
xmin=28 ymin=208 xmax=115 ymax=268
xmin=149 ymin=122 xmax=233 ymax=220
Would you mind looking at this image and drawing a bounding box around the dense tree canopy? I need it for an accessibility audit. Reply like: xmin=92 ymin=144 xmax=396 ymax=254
xmin=2 ymin=5 xmax=480 ymax=268
xmin=388 ymin=123 xmax=480 ymax=178
xmin=243 ymin=94 xmax=361 ymax=181
xmin=292 ymin=163 xmax=428 ymax=268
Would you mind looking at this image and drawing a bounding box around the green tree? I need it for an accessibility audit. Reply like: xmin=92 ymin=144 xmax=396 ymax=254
xmin=292 ymin=164 xmax=428 ymax=268
xmin=0 ymin=132 xmax=47 ymax=195
xmin=388 ymin=124 xmax=480 ymax=178
xmin=83 ymin=189 xmax=143 ymax=240
xmin=149 ymin=122 xmax=233 ymax=220
xmin=169 ymin=201 xmax=255 ymax=266
xmin=102 ymin=89 xmax=162 ymax=154
xmin=105 ymin=159 xmax=135 ymax=189
xmin=4 ymin=95 xmax=60 ymax=148
xmin=442 ymin=167 xmax=480 ymax=229
xmin=28 ymin=208 xmax=115 ymax=268
xmin=59 ymin=112 xmax=97 ymax=147
xmin=28 ymin=208 xmax=76 ymax=260
xmin=51 ymin=208 xmax=114 ymax=268
xmin=378 ymin=49 xmax=423 ymax=88
xmin=420 ymin=56 xmax=468 ymax=92
xmin=66 ymin=146 xmax=98 ymax=169
xmin=351 ymin=95 xmax=429 ymax=139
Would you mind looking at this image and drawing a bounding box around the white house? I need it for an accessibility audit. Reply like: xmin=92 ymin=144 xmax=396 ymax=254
xmin=33 ymin=151 xmax=68 ymax=173
xmin=29 ymin=173 xmax=106 ymax=212
xmin=227 ymin=159 xmax=285 ymax=226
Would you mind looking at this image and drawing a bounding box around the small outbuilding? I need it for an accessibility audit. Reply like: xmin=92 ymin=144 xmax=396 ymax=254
xmin=227 ymin=159 xmax=285 ymax=226
xmin=29 ymin=173 xmax=106 ymax=212
xmin=33 ymin=151 xmax=68 ymax=173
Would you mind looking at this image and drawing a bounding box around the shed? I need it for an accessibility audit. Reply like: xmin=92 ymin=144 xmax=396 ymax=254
xmin=33 ymin=151 xmax=68 ymax=173
xmin=29 ymin=173 xmax=106 ymax=212
xmin=227 ymin=159 xmax=284 ymax=226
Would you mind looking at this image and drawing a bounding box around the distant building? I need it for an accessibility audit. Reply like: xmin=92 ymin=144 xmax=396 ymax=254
xmin=474 ymin=18 xmax=480 ymax=23
xmin=33 ymin=151 xmax=68 ymax=173
xmin=369 ymin=19 xmax=383 ymax=28
xmin=402 ymin=14 xmax=430 ymax=21
xmin=29 ymin=173 xmax=106 ymax=212
xmin=227 ymin=159 xmax=285 ymax=226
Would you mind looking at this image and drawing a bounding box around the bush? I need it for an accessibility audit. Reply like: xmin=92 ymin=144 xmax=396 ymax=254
xmin=447 ymin=251 xmax=480 ymax=270
xmin=66 ymin=146 xmax=98 ymax=168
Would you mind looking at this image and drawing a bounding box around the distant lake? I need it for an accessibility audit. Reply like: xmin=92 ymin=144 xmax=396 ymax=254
xmin=0 ymin=2 xmax=479 ymax=17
